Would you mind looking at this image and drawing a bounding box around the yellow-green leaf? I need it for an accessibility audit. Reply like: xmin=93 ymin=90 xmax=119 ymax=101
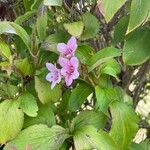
xmin=0 ymin=100 xmax=24 ymax=144
xmin=64 ymin=21 xmax=84 ymax=37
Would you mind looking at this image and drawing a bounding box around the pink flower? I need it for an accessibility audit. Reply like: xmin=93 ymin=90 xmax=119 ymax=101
xmin=46 ymin=63 xmax=61 ymax=89
xmin=59 ymin=57 xmax=79 ymax=86
xmin=57 ymin=36 xmax=77 ymax=58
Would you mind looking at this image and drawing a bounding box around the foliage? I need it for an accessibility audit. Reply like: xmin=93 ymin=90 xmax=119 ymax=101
xmin=0 ymin=0 xmax=150 ymax=149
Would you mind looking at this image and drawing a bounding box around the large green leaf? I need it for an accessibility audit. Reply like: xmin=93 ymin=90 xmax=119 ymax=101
xmin=81 ymin=12 xmax=99 ymax=40
xmin=68 ymin=82 xmax=93 ymax=112
xmin=98 ymin=0 xmax=126 ymax=22
xmin=0 ymin=21 xmax=30 ymax=49
xmin=0 ymin=100 xmax=24 ymax=144
xmin=64 ymin=21 xmax=84 ymax=37
xmin=18 ymin=91 xmax=38 ymax=117
xmin=109 ymin=101 xmax=139 ymax=150
xmin=100 ymin=59 xmax=121 ymax=80
xmin=24 ymin=103 xmax=56 ymax=128
xmin=113 ymin=15 xmax=129 ymax=44
xmin=88 ymin=47 xmax=121 ymax=72
xmin=73 ymin=125 xmax=118 ymax=150
xmin=36 ymin=12 xmax=47 ymax=41
xmin=4 ymin=125 xmax=69 ymax=150
xmin=123 ymin=27 xmax=150 ymax=65
xmin=0 ymin=39 xmax=11 ymax=59
xmin=35 ymin=76 xmax=62 ymax=104
xmin=44 ymin=0 xmax=62 ymax=6
xmin=127 ymin=0 xmax=150 ymax=33
xmin=72 ymin=110 xmax=107 ymax=130
xmin=15 ymin=10 xmax=37 ymax=25
xmin=76 ymin=45 xmax=94 ymax=65
xmin=95 ymin=86 xmax=115 ymax=115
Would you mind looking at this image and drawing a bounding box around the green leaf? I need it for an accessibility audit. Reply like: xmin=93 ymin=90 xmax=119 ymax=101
xmin=109 ymin=101 xmax=139 ymax=150
xmin=129 ymin=140 xmax=150 ymax=150
xmin=68 ymin=82 xmax=93 ymax=112
xmin=81 ymin=12 xmax=99 ymax=40
xmin=0 ymin=100 xmax=24 ymax=144
xmin=123 ymin=27 xmax=150 ymax=65
xmin=76 ymin=45 xmax=94 ymax=64
xmin=15 ymin=10 xmax=37 ymax=25
xmin=95 ymin=86 xmax=115 ymax=115
xmin=98 ymin=0 xmax=126 ymax=22
xmin=64 ymin=21 xmax=84 ymax=37
xmin=72 ymin=110 xmax=107 ymax=130
xmin=24 ymin=103 xmax=56 ymax=128
xmin=35 ymin=76 xmax=62 ymax=104
xmin=44 ymin=0 xmax=62 ymax=6
xmin=18 ymin=91 xmax=38 ymax=117
xmin=88 ymin=47 xmax=121 ymax=72
xmin=23 ymin=0 xmax=32 ymax=11
xmin=74 ymin=125 xmax=118 ymax=150
xmin=113 ymin=15 xmax=129 ymax=44
xmin=100 ymin=59 xmax=121 ymax=80
xmin=0 ymin=84 xmax=18 ymax=99
xmin=127 ymin=0 xmax=150 ymax=33
xmin=37 ymin=12 xmax=47 ymax=41
xmin=31 ymin=0 xmax=43 ymax=10
xmin=4 ymin=125 xmax=69 ymax=150
xmin=14 ymin=58 xmax=34 ymax=76
xmin=0 ymin=21 xmax=30 ymax=49
xmin=114 ymin=86 xmax=133 ymax=105
xmin=0 ymin=39 xmax=11 ymax=59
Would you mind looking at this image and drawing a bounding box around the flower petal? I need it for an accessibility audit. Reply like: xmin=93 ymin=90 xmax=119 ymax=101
xmin=72 ymin=70 xmax=79 ymax=79
xmin=70 ymin=57 xmax=79 ymax=68
xmin=46 ymin=73 xmax=53 ymax=82
xmin=57 ymin=43 xmax=67 ymax=53
xmin=61 ymin=68 xmax=67 ymax=77
xmin=51 ymin=81 xmax=57 ymax=89
xmin=67 ymin=36 xmax=77 ymax=52
xmin=46 ymin=63 xmax=56 ymax=72
xmin=65 ymin=75 xmax=73 ymax=86
xmin=56 ymin=73 xmax=61 ymax=83
xmin=59 ymin=57 xmax=69 ymax=68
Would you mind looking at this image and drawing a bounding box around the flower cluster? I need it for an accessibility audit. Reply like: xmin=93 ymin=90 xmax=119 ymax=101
xmin=46 ymin=36 xmax=79 ymax=89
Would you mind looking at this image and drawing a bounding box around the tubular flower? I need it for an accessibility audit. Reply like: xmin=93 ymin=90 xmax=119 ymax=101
xmin=59 ymin=57 xmax=79 ymax=86
xmin=46 ymin=63 xmax=61 ymax=89
xmin=57 ymin=36 xmax=77 ymax=58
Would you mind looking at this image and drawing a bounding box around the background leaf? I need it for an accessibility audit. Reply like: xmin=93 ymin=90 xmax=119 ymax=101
xmin=36 ymin=12 xmax=47 ymax=41
xmin=0 ymin=100 xmax=24 ymax=144
xmin=123 ymin=27 xmax=150 ymax=65
xmin=81 ymin=12 xmax=99 ymax=40
xmin=0 ymin=22 xmax=30 ymax=49
xmin=35 ymin=76 xmax=62 ymax=104
xmin=73 ymin=125 xmax=118 ymax=150
xmin=68 ymin=82 xmax=93 ymax=112
xmin=18 ymin=91 xmax=38 ymax=117
xmin=24 ymin=103 xmax=56 ymax=128
xmin=127 ymin=0 xmax=150 ymax=33
xmin=0 ymin=39 xmax=11 ymax=59
xmin=64 ymin=21 xmax=84 ymax=37
xmin=4 ymin=125 xmax=69 ymax=150
xmin=88 ymin=47 xmax=121 ymax=72
xmin=98 ymin=0 xmax=126 ymax=22
xmin=72 ymin=110 xmax=107 ymax=130
xmin=44 ymin=0 xmax=62 ymax=6
xmin=109 ymin=101 xmax=139 ymax=150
